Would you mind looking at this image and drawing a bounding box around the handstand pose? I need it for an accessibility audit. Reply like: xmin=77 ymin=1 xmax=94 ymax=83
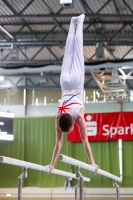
xmin=48 ymin=14 xmax=98 ymax=173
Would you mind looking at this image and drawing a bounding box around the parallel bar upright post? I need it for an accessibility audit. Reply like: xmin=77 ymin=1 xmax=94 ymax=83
xmin=113 ymin=180 xmax=119 ymax=200
xmin=79 ymin=176 xmax=84 ymax=200
xmin=75 ymin=184 xmax=79 ymax=200
xmin=18 ymin=175 xmax=22 ymax=200
xmin=75 ymin=166 xmax=84 ymax=200
xmin=18 ymin=168 xmax=27 ymax=200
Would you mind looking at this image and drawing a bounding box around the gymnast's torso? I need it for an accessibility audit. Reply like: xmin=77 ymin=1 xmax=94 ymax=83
xmin=57 ymin=89 xmax=84 ymax=121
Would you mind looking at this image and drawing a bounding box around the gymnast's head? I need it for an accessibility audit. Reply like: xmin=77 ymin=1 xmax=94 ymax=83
xmin=58 ymin=113 xmax=74 ymax=133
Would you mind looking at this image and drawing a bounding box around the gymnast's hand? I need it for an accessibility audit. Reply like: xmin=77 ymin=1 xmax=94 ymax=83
xmin=90 ymin=163 xmax=99 ymax=175
xmin=46 ymin=164 xmax=54 ymax=174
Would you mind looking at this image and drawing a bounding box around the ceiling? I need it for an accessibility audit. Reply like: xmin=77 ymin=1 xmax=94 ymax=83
xmin=0 ymin=0 xmax=133 ymax=97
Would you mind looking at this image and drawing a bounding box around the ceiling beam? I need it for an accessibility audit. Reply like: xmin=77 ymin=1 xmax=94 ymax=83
xmin=121 ymin=47 xmax=133 ymax=59
xmin=42 ymin=1 xmax=66 ymax=34
xmin=109 ymin=23 xmax=127 ymax=41
xmin=27 ymin=6 xmax=64 ymax=61
xmin=0 ymin=59 xmax=133 ymax=68
xmin=82 ymin=0 xmax=112 ymax=32
xmin=0 ymin=60 xmax=62 ymax=66
xmin=18 ymin=47 xmax=29 ymax=60
xmin=0 ymin=33 xmax=133 ymax=46
xmin=0 ymin=14 xmax=133 ymax=19
xmin=96 ymin=0 xmax=112 ymax=14
xmin=0 ymin=40 xmax=132 ymax=46
xmin=0 ymin=74 xmax=93 ymax=78
xmin=0 ymin=85 xmax=100 ymax=90
xmin=2 ymin=0 xmax=40 ymax=41
xmin=122 ymin=0 xmax=133 ymax=13
xmin=19 ymin=0 xmax=34 ymax=14
xmin=0 ymin=20 xmax=132 ymax=26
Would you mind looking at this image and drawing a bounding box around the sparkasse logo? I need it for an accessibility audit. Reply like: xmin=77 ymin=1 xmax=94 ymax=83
xmin=85 ymin=115 xmax=97 ymax=136
xmin=102 ymin=124 xmax=133 ymax=138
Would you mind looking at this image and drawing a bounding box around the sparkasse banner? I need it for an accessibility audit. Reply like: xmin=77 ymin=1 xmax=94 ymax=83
xmin=67 ymin=112 xmax=133 ymax=142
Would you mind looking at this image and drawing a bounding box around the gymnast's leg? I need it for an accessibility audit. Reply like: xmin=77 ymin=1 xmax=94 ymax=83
xmin=71 ymin=14 xmax=85 ymax=88
xmin=60 ymin=17 xmax=76 ymax=89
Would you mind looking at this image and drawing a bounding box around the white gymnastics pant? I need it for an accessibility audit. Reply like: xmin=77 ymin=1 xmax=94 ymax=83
xmin=60 ymin=16 xmax=85 ymax=90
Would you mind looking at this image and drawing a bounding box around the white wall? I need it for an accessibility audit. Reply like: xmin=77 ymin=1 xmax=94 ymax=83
xmin=0 ymin=101 xmax=133 ymax=117
xmin=85 ymin=101 xmax=133 ymax=113
xmin=26 ymin=105 xmax=57 ymax=117
xmin=0 ymin=105 xmax=25 ymax=117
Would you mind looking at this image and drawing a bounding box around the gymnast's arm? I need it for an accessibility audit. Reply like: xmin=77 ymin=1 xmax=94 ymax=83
xmin=75 ymin=108 xmax=99 ymax=173
xmin=47 ymin=116 xmax=63 ymax=173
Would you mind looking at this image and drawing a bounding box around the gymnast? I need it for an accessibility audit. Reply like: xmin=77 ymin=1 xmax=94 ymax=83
xmin=48 ymin=14 xmax=98 ymax=173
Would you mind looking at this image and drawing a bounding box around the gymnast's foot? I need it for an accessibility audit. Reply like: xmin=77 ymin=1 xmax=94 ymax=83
xmin=71 ymin=14 xmax=85 ymax=24
xmin=71 ymin=16 xmax=77 ymax=24
xmin=76 ymin=14 xmax=85 ymax=23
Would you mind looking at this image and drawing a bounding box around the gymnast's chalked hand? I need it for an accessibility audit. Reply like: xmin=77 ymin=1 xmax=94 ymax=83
xmin=46 ymin=164 xmax=54 ymax=174
xmin=90 ymin=163 xmax=99 ymax=175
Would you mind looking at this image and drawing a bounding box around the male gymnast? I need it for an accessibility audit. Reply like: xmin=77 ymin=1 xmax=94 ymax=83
xmin=48 ymin=14 xmax=98 ymax=173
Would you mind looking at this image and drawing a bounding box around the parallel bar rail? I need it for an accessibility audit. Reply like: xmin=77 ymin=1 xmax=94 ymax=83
xmin=0 ymin=156 xmax=90 ymax=182
xmin=58 ymin=154 xmax=122 ymax=182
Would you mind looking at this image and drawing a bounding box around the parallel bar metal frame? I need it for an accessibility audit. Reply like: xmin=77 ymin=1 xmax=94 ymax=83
xmin=59 ymin=154 xmax=121 ymax=200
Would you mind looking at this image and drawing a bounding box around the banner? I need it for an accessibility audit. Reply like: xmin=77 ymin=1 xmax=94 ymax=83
xmin=67 ymin=112 xmax=133 ymax=142
xmin=0 ymin=112 xmax=14 ymax=141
